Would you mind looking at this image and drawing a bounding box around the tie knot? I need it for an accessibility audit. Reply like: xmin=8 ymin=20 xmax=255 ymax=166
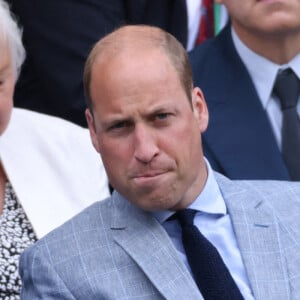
xmin=273 ymin=68 xmax=300 ymax=110
xmin=176 ymin=209 xmax=197 ymax=227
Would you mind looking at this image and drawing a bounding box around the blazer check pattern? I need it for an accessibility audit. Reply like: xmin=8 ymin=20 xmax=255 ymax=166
xmin=20 ymin=173 xmax=300 ymax=299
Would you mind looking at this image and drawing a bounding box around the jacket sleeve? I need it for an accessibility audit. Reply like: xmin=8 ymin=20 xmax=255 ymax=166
xmin=19 ymin=243 xmax=76 ymax=300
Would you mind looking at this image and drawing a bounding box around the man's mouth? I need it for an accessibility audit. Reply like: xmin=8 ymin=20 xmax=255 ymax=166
xmin=133 ymin=171 xmax=166 ymax=178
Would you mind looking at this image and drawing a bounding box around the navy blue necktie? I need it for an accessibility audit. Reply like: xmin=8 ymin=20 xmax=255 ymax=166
xmin=177 ymin=209 xmax=244 ymax=300
xmin=273 ymin=68 xmax=300 ymax=181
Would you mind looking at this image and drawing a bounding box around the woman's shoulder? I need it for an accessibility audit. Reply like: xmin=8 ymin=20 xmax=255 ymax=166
xmin=11 ymin=108 xmax=87 ymax=133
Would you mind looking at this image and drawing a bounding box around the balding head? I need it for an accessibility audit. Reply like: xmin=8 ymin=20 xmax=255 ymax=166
xmin=83 ymin=25 xmax=193 ymax=110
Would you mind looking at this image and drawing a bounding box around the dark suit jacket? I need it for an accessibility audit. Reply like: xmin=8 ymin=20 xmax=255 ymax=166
xmin=189 ymin=24 xmax=290 ymax=180
xmin=7 ymin=0 xmax=187 ymax=126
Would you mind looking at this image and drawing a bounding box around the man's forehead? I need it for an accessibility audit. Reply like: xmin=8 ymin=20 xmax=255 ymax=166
xmin=93 ymin=46 xmax=175 ymax=83
xmin=95 ymin=43 xmax=166 ymax=66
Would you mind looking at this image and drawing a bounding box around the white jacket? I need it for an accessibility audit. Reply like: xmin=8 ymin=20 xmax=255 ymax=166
xmin=0 ymin=108 xmax=109 ymax=238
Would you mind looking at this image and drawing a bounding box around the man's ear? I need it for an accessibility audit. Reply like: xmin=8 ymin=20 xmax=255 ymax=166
xmin=85 ymin=108 xmax=100 ymax=153
xmin=191 ymin=87 xmax=209 ymax=133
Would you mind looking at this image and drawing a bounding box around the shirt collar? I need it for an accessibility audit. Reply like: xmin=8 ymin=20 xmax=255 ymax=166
xmin=231 ymin=28 xmax=300 ymax=109
xmin=153 ymin=159 xmax=226 ymax=224
xmin=290 ymin=55 xmax=300 ymax=79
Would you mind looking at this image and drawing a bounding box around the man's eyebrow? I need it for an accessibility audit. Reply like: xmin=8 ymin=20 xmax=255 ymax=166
xmin=146 ymin=103 xmax=174 ymax=114
xmin=101 ymin=115 xmax=132 ymax=127
xmin=146 ymin=105 xmax=178 ymax=117
xmin=100 ymin=104 xmax=176 ymax=126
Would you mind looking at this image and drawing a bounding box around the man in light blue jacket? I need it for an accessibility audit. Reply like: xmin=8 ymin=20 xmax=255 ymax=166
xmin=20 ymin=24 xmax=300 ymax=299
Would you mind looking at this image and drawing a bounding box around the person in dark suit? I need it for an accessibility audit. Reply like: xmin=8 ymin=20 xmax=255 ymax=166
xmin=20 ymin=25 xmax=300 ymax=299
xmin=189 ymin=0 xmax=300 ymax=180
xmin=6 ymin=0 xmax=189 ymax=126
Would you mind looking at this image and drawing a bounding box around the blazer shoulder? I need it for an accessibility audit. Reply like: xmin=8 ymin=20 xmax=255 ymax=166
xmin=215 ymin=172 xmax=300 ymax=208
xmin=21 ymin=197 xmax=112 ymax=260
xmin=237 ymin=179 xmax=300 ymax=217
xmin=46 ymin=197 xmax=113 ymax=241
xmin=238 ymin=179 xmax=300 ymax=198
xmin=188 ymin=24 xmax=232 ymax=65
xmin=188 ymin=37 xmax=217 ymax=65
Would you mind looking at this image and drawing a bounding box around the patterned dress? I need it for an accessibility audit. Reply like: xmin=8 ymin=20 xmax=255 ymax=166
xmin=0 ymin=182 xmax=37 ymax=299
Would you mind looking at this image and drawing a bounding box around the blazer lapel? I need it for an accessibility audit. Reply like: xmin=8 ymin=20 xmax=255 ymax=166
xmin=110 ymin=193 xmax=203 ymax=299
xmin=216 ymin=173 xmax=290 ymax=299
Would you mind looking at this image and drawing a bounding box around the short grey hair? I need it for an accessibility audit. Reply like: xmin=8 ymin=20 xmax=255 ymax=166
xmin=0 ymin=0 xmax=25 ymax=79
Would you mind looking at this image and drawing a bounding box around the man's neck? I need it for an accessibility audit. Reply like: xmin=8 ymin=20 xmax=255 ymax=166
xmin=232 ymin=23 xmax=300 ymax=65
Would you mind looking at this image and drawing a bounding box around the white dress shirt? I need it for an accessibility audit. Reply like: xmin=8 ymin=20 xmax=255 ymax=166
xmin=231 ymin=28 xmax=300 ymax=149
xmin=153 ymin=161 xmax=254 ymax=299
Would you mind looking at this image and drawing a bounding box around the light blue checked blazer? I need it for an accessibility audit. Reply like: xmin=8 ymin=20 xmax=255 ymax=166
xmin=20 ymin=173 xmax=300 ymax=299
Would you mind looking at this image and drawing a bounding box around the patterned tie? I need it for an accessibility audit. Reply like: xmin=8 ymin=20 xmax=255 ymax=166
xmin=273 ymin=68 xmax=300 ymax=181
xmin=196 ymin=0 xmax=214 ymax=45
xmin=177 ymin=209 xmax=244 ymax=300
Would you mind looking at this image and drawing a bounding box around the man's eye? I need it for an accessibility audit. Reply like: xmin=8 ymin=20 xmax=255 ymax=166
xmin=111 ymin=122 xmax=125 ymax=129
xmin=109 ymin=121 xmax=131 ymax=131
xmin=156 ymin=113 xmax=170 ymax=120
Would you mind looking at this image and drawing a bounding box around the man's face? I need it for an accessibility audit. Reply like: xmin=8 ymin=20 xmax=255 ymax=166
xmin=87 ymin=49 xmax=208 ymax=211
xmin=0 ymin=40 xmax=14 ymax=135
xmin=217 ymin=0 xmax=300 ymax=36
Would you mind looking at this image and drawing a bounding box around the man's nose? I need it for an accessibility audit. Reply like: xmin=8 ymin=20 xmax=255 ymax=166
xmin=133 ymin=125 xmax=159 ymax=164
